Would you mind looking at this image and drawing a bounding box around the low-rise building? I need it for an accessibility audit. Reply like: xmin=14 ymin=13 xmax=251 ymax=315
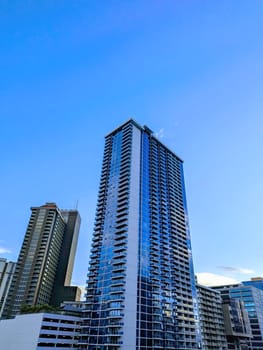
xmin=242 ymin=277 xmax=263 ymax=292
xmin=0 ymin=312 xmax=81 ymax=350
xmin=221 ymin=297 xmax=252 ymax=350
xmin=214 ymin=284 xmax=263 ymax=350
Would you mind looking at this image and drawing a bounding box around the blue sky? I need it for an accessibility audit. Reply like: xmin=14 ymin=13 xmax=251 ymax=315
xmin=1 ymin=1 xmax=263 ymax=288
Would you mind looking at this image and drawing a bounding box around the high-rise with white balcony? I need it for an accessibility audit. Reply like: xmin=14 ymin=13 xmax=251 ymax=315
xmin=80 ymin=119 xmax=201 ymax=350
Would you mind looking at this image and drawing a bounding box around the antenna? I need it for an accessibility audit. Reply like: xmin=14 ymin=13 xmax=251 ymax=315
xmin=75 ymin=200 xmax=79 ymax=210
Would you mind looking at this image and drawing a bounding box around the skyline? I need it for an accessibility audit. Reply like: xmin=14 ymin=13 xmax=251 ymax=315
xmin=1 ymin=1 xmax=263 ymax=289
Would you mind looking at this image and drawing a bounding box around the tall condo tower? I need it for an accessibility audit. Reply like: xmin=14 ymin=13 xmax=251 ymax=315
xmin=3 ymin=203 xmax=81 ymax=319
xmin=50 ymin=209 xmax=81 ymax=306
xmin=80 ymin=120 xmax=200 ymax=350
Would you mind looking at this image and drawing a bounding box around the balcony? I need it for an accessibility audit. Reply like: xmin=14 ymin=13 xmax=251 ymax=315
xmin=112 ymin=272 xmax=126 ymax=280
xmin=110 ymin=286 xmax=125 ymax=294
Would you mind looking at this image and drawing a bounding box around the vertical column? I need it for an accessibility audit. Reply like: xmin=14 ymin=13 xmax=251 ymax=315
xmin=122 ymin=124 xmax=141 ymax=350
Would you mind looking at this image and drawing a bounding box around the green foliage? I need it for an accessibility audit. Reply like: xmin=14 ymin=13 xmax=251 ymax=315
xmin=20 ymin=304 xmax=60 ymax=314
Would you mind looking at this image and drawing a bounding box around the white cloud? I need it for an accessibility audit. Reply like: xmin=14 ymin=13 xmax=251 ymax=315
xmin=0 ymin=246 xmax=11 ymax=254
xmin=78 ymin=285 xmax=86 ymax=301
xmin=155 ymin=128 xmax=165 ymax=139
xmin=196 ymin=272 xmax=239 ymax=287
xmin=72 ymin=284 xmax=85 ymax=301
xmin=240 ymin=268 xmax=255 ymax=274
xmin=217 ymin=266 xmax=255 ymax=274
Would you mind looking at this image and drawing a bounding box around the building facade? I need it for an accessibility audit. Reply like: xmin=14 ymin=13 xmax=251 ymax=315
xmin=50 ymin=209 xmax=81 ymax=307
xmin=197 ymin=284 xmax=227 ymax=350
xmin=0 ymin=312 xmax=81 ymax=350
xmin=221 ymin=297 xmax=251 ymax=350
xmin=215 ymin=284 xmax=263 ymax=350
xmin=80 ymin=119 xmax=201 ymax=350
xmin=242 ymin=278 xmax=263 ymax=292
xmin=0 ymin=258 xmax=16 ymax=318
xmin=2 ymin=203 xmax=81 ymax=319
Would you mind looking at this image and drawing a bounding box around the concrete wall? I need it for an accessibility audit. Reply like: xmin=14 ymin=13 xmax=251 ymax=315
xmin=0 ymin=313 xmax=42 ymax=350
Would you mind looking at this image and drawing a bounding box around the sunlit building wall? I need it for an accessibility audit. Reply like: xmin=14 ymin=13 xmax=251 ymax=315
xmin=2 ymin=203 xmax=80 ymax=319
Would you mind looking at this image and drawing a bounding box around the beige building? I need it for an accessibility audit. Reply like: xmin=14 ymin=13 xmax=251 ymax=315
xmin=2 ymin=203 xmax=81 ymax=319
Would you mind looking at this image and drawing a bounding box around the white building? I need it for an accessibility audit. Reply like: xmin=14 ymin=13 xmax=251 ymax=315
xmin=0 ymin=312 xmax=81 ymax=349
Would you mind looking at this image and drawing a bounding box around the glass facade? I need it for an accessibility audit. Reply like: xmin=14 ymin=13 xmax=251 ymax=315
xmin=80 ymin=120 xmax=200 ymax=350
xmin=229 ymin=286 xmax=263 ymax=350
xmin=243 ymin=279 xmax=263 ymax=292
xmin=215 ymin=284 xmax=263 ymax=350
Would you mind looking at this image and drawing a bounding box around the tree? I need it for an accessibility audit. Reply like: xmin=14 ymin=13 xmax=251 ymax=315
xmin=20 ymin=304 xmax=60 ymax=314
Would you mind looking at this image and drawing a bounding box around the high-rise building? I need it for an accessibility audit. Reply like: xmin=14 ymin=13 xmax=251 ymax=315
xmin=80 ymin=119 xmax=201 ymax=350
xmin=50 ymin=209 xmax=81 ymax=307
xmin=0 ymin=258 xmax=16 ymax=318
xmin=2 ymin=203 xmax=81 ymax=319
xmin=197 ymin=284 xmax=227 ymax=350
